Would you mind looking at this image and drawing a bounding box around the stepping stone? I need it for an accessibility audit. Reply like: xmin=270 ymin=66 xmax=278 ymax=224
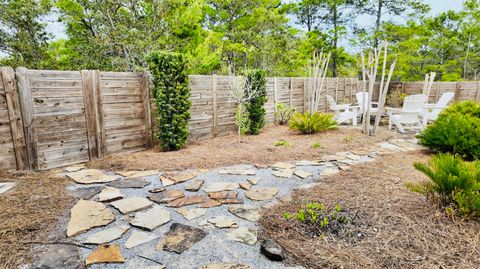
xmin=162 ymin=171 xmax=199 ymax=184
xmin=200 ymin=264 xmax=251 ymax=269
xmin=295 ymin=160 xmax=323 ymax=166
xmin=218 ymin=168 xmax=256 ymax=176
xmin=294 ymin=170 xmax=313 ymax=179
xmin=321 ymin=155 xmax=343 ymax=162
xmin=175 ymin=208 xmax=208 ymax=220
xmin=320 ymin=168 xmax=340 ymax=176
xmin=346 ymin=153 xmax=361 ymax=160
xmin=208 ymin=216 xmax=238 ymax=228
xmin=378 ymin=142 xmax=401 ymax=151
xmin=130 ymin=205 xmax=171 ymax=230
xmin=245 ymin=188 xmax=278 ymax=201
xmin=64 ymin=164 xmax=86 ymax=173
xmin=107 ymin=178 xmax=151 ymax=189
xmin=98 ymin=187 xmax=123 ymax=202
xmin=198 ymin=199 xmax=222 ymax=208
xmin=261 ymin=239 xmax=285 ymax=261
xmin=228 ymin=205 xmax=261 ymax=222
xmin=272 ymin=169 xmax=294 ymax=178
xmin=209 ymin=191 xmax=242 ymax=204
xmin=160 ymin=176 xmax=175 ymax=187
xmin=198 ymin=168 xmax=209 ymax=173
xmin=85 ymin=244 xmax=124 ymax=265
xmin=111 ymin=197 xmax=153 ymax=214
xmin=247 ymin=177 xmax=261 ymax=185
xmin=338 ymin=165 xmax=350 ymax=171
xmin=116 ymin=170 xmax=158 ymax=179
xmin=30 ymin=244 xmax=82 ymax=269
xmin=67 ymin=200 xmax=115 ymax=237
xmin=125 ymin=230 xmax=158 ymax=249
xmin=157 ymin=223 xmax=207 ymax=254
xmin=202 ymin=182 xmax=239 ymax=193
xmin=66 ymin=169 xmax=120 ymax=184
xmin=149 ymin=187 xmax=166 ymax=193
xmin=167 ymin=195 xmax=207 ymax=207
xmin=226 ymin=227 xmax=258 ymax=245
xmin=255 ymin=163 xmax=269 ymax=169
xmin=185 ymin=179 xmax=204 ymax=192
xmin=148 ymin=190 xmax=185 ymax=203
xmin=71 ymin=186 xmax=102 ymax=200
xmin=239 ymin=181 xmax=252 ymax=190
xmin=84 ymin=226 xmax=130 ymax=244
xmin=272 ymin=162 xmax=295 ymax=170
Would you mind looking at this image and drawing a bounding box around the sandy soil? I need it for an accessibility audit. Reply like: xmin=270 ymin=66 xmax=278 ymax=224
xmin=260 ymin=151 xmax=480 ymax=269
xmin=89 ymin=125 xmax=406 ymax=171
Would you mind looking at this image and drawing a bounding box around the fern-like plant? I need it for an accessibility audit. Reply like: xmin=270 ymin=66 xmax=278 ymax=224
xmin=275 ymin=103 xmax=295 ymax=125
xmin=289 ymin=112 xmax=337 ymax=134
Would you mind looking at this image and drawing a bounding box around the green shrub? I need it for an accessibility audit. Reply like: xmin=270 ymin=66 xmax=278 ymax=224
xmin=244 ymin=69 xmax=267 ymax=135
xmin=147 ymin=51 xmax=191 ymax=151
xmin=235 ymin=104 xmax=250 ymax=135
xmin=289 ymin=112 xmax=337 ymax=134
xmin=311 ymin=141 xmax=321 ymax=149
xmin=274 ymin=140 xmax=292 ymax=147
xmin=275 ymin=103 xmax=295 ymax=125
xmin=412 ymin=153 xmax=480 ymax=219
xmin=418 ymin=101 xmax=480 ymax=161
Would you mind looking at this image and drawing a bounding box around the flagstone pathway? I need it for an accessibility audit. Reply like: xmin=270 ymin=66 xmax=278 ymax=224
xmin=32 ymin=138 xmax=422 ymax=269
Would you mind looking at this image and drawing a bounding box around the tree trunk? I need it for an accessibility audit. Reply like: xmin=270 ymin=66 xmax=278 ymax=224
xmin=374 ymin=0 xmax=383 ymax=49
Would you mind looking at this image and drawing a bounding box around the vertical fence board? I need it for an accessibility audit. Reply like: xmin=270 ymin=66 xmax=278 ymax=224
xmin=81 ymin=70 xmax=98 ymax=160
xmin=141 ymin=71 xmax=153 ymax=148
xmin=212 ymin=75 xmax=218 ymax=137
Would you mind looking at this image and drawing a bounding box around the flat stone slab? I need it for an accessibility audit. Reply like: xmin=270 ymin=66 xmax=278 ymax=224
xmin=160 ymin=177 xmax=175 ymax=187
xmin=84 ymin=225 xmax=130 ymax=245
xmin=66 ymin=169 xmax=120 ymax=184
xmin=116 ymin=170 xmax=158 ymax=179
xmin=208 ymin=216 xmax=238 ymax=228
xmin=175 ymin=208 xmax=208 ymax=220
xmin=111 ymin=197 xmax=153 ymax=214
xmin=30 ymin=244 xmax=82 ymax=269
xmin=130 ymin=205 xmax=171 ymax=230
xmin=157 ymin=223 xmax=207 ymax=254
xmin=67 ymin=199 xmax=115 ymax=237
xmin=208 ymin=191 xmax=242 ymax=204
xmin=295 ymin=160 xmax=323 ymax=166
xmin=106 ymin=178 xmax=151 ymax=189
xmin=161 ymin=171 xmax=199 ymax=184
xmin=218 ymin=168 xmax=256 ymax=176
xmin=261 ymin=239 xmax=285 ymax=261
xmin=200 ymin=264 xmax=251 ymax=269
xmin=125 ymin=230 xmax=158 ymax=249
xmin=185 ymin=179 xmax=204 ymax=192
xmin=272 ymin=162 xmax=295 ymax=170
xmin=294 ymin=170 xmax=313 ymax=179
xmin=148 ymin=190 xmax=185 ymax=203
xmin=272 ymin=169 xmax=294 ymax=178
xmin=247 ymin=177 xmax=261 ymax=185
xmin=245 ymin=188 xmax=278 ymax=201
xmin=226 ymin=227 xmax=258 ymax=245
xmin=167 ymin=195 xmax=207 ymax=207
xmin=149 ymin=187 xmax=166 ymax=193
xmin=202 ymin=182 xmax=239 ymax=193
xmin=239 ymin=181 xmax=252 ymax=190
xmin=228 ymin=205 xmax=261 ymax=222
xmin=71 ymin=186 xmax=102 ymax=200
xmin=0 ymin=182 xmax=15 ymax=195
xmin=320 ymin=168 xmax=340 ymax=176
xmin=98 ymin=187 xmax=123 ymax=202
xmin=198 ymin=199 xmax=222 ymax=208
xmin=64 ymin=164 xmax=86 ymax=173
xmin=85 ymin=244 xmax=124 ymax=265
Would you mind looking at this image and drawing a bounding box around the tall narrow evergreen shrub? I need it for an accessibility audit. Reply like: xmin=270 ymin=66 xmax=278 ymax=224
xmin=147 ymin=51 xmax=191 ymax=151
xmin=244 ymin=69 xmax=267 ymax=135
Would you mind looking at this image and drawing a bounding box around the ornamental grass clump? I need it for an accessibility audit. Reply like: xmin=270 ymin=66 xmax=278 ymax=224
xmin=289 ymin=112 xmax=337 ymax=134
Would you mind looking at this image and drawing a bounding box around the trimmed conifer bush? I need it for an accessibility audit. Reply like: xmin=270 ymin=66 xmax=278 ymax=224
xmin=147 ymin=51 xmax=191 ymax=151
xmin=244 ymin=69 xmax=267 ymax=135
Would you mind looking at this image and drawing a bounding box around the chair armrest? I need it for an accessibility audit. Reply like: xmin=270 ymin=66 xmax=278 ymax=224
xmin=336 ymin=104 xmax=351 ymax=110
xmin=386 ymin=107 xmax=402 ymax=113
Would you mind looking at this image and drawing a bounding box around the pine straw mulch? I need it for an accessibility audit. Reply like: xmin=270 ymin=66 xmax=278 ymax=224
xmin=0 ymin=170 xmax=74 ymax=269
xmin=259 ymin=150 xmax=480 ymax=269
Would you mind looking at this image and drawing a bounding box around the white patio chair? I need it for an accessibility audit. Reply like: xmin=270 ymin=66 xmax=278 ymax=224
xmin=356 ymin=92 xmax=379 ymax=118
xmin=387 ymin=94 xmax=427 ymax=133
xmin=421 ymin=92 xmax=454 ymax=126
xmin=326 ymin=95 xmax=358 ymax=126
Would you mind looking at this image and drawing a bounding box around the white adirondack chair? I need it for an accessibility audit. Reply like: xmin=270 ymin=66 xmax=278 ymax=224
xmin=387 ymin=94 xmax=427 ymax=133
xmin=421 ymin=92 xmax=455 ymax=126
xmin=356 ymin=92 xmax=379 ymax=117
xmin=326 ymin=95 xmax=358 ymax=126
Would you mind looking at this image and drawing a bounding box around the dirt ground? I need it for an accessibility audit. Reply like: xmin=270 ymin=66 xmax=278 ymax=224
xmin=0 ymin=170 xmax=74 ymax=269
xmin=260 ymin=151 xmax=480 ymax=269
xmin=89 ymin=125 xmax=405 ymax=171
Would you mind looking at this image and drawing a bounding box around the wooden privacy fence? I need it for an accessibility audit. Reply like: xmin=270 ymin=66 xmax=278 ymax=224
xmin=391 ymin=81 xmax=480 ymax=103
xmin=0 ymin=67 xmax=152 ymax=171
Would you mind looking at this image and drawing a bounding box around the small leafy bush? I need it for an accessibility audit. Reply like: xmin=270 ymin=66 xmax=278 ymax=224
xmin=274 ymin=140 xmax=292 ymax=147
xmin=311 ymin=141 xmax=321 ymax=149
xmin=412 ymin=153 xmax=480 ymax=219
xmin=289 ymin=112 xmax=337 ymax=134
xmin=275 ymin=103 xmax=295 ymax=125
xmin=244 ymin=69 xmax=267 ymax=135
xmin=235 ymin=104 xmax=250 ymax=135
xmin=147 ymin=51 xmax=191 ymax=151
xmin=418 ymin=101 xmax=480 ymax=161
xmin=283 ymin=202 xmax=350 ymax=235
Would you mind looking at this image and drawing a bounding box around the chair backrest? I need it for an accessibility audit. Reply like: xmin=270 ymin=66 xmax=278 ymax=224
xmin=326 ymin=95 xmax=337 ymax=110
xmin=356 ymin=92 xmax=369 ymax=111
xmin=401 ymin=94 xmax=427 ymax=123
xmin=429 ymin=92 xmax=455 ymax=119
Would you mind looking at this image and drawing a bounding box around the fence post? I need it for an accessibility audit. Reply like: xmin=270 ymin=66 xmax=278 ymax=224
xmin=141 ymin=71 xmax=153 ymax=148
xmin=212 ymin=74 xmax=218 ymax=137
xmin=289 ymin=77 xmax=293 ymax=107
xmin=16 ymin=67 xmax=38 ymax=170
xmin=476 ymin=82 xmax=480 ymax=102
xmin=454 ymin=82 xmax=461 ymax=101
xmin=303 ymin=77 xmax=307 ymax=113
xmin=93 ymin=70 xmax=106 ymax=157
xmin=273 ymin=77 xmax=278 ymax=112
xmin=81 ymin=70 xmax=98 ymax=160
xmin=1 ymin=67 xmax=28 ymax=170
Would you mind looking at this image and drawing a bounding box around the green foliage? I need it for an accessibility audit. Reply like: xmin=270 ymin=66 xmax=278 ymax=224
xmin=274 ymin=140 xmax=292 ymax=147
xmin=311 ymin=141 xmax=321 ymax=149
xmin=244 ymin=69 xmax=268 ymax=135
xmin=289 ymin=112 xmax=337 ymax=134
xmin=412 ymin=154 xmax=480 ymax=219
xmin=418 ymin=101 xmax=480 ymax=161
xmin=283 ymin=202 xmax=350 ymax=233
xmin=234 ymin=104 xmax=250 ymax=135
xmin=147 ymin=51 xmax=191 ymax=151
xmin=275 ymin=103 xmax=296 ymax=125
